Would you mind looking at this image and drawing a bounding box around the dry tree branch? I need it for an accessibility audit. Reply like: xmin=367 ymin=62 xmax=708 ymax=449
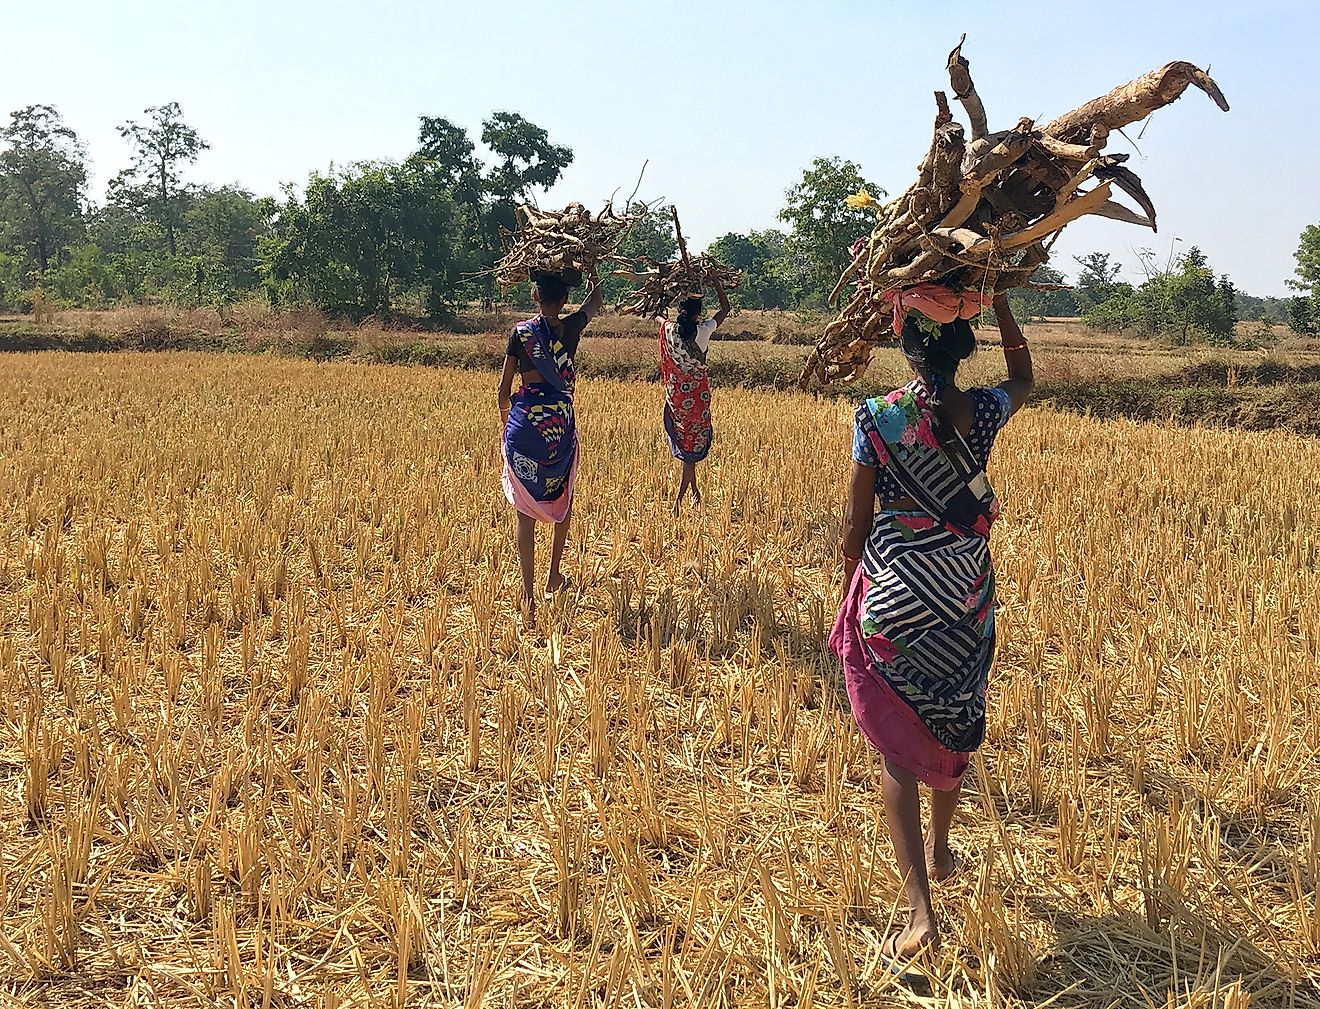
xmin=799 ymin=43 xmax=1229 ymax=389
xmin=947 ymin=34 xmax=988 ymax=141
xmin=486 ymin=200 xmax=643 ymax=291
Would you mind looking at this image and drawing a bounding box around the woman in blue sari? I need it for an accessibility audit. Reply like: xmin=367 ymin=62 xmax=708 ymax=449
xmin=835 ymin=293 xmax=1034 ymax=967
xmin=498 ymin=269 xmax=602 ymax=617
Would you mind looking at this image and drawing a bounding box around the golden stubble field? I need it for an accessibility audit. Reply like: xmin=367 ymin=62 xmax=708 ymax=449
xmin=0 ymin=353 xmax=1317 ymax=1009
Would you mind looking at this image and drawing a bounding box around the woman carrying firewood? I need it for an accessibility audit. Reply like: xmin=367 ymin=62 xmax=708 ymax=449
xmin=498 ymin=268 xmax=603 ymax=618
xmin=658 ymin=276 xmax=731 ymax=514
xmin=833 ymin=290 xmax=1033 ymax=969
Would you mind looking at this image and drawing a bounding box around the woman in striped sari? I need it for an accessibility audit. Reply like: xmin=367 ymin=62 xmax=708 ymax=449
xmin=834 ymin=292 xmax=1033 ymax=966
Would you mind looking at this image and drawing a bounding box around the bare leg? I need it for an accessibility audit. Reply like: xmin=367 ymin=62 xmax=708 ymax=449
xmin=546 ymin=502 xmax=572 ymax=593
xmin=672 ymin=465 xmax=691 ymax=517
xmin=684 ymin=461 xmax=701 ymax=506
xmin=926 ymin=778 xmax=962 ymax=881
xmin=515 ymin=513 xmax=536 ymax=616
xmin=880 ymin=757 xmax=939 ymax=952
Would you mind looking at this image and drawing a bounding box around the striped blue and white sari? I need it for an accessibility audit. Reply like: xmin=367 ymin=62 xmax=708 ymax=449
xmin=847 ymin=383 xmax=1007 ymax=753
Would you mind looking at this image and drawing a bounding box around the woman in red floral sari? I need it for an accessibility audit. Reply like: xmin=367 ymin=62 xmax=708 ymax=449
xmin=834 ymin=292 xmax=1034 ymax=969
xmin=658 ymin=277 xmax=730 ymax=514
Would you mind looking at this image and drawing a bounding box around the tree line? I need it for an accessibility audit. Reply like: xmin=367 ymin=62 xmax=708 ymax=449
xmin=0 ymin=102 xmax=883 ymax=318
xmin=1 ymin=102 xmax=1317 ymax=340
xmin=1004 ymin=243 xmax=1316 ymax=343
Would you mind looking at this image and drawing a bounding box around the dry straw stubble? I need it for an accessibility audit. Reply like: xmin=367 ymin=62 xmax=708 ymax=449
xmin=0 ymin=354 xmax=1316 ymax=1008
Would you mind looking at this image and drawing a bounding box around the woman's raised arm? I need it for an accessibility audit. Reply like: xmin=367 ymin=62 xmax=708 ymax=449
xmin=993 ymin=294 xmax=1034 ymax=416
xmin=713 ymin=277 xmax=732 ymax=328
xmin=581 ymin=267 xmax=604 ymax=320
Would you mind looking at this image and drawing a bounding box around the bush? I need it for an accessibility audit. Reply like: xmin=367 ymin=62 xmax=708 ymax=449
xmin=1083 ymin=286 xmax=1140 ymax=333
xmin=1288 ymin=296 xmax=1317 ymax=335
xmin=1084 ymin=248 xmax=1235 ymax=344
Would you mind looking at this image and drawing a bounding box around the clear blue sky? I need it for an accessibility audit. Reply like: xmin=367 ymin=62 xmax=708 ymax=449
xmin=5 ymin=0 xmax=1316 ymax=295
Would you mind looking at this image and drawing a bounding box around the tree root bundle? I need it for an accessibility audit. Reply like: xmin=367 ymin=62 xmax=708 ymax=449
xmin=800 ymin=38 xmax=1229 ymax=388
xmin=493 ymin=201 xmax=636 ymax=290
xmin=615 ymin=207 xmax=742 ymax=316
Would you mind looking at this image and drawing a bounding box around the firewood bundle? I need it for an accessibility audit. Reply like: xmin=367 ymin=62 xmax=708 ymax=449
xmin=615 ymin=255 xmax=742 ymax=317
xmin=493 ymin=201 xmax=635 ymax=290
xmin=615 ymin=207 xmax=742 ymax=317
xmin=800 ymin=38 xmax=1229 ymax=388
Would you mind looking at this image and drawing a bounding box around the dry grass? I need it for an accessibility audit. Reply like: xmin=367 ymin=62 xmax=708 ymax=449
xmin=41 ymin=302 xmax=824 ymax=345
xmin=0 ymin=354 xmax=1317 ymax=1008
xmin=17 ymin=304 xmax=1320 ymax=392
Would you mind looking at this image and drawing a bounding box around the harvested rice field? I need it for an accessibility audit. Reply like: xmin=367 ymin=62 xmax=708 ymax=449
xmin=0 ymin=353 xmax=1317 ymax=1008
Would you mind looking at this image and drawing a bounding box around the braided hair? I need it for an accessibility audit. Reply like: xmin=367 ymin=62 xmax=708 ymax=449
xmin=899 ymin=315 xmax=976 ymax=447
xmin=675 ymin=296 xmax=705 ymax=363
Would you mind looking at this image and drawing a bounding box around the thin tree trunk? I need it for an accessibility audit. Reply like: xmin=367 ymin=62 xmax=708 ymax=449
xmin=161 ymin=159 xmax=175 ymax=255
xmin=21 ymin=178 xmax=50 ymax=275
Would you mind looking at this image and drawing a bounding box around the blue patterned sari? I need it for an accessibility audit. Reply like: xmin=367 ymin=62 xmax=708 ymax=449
xmin=501 ymin=318 xmax=579 ymax=524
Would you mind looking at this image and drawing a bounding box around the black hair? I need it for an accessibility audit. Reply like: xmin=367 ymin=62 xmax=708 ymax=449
xmin=532 ymin=271 xmax=570 ymax=305
xmin=676 ymin=296 xmax=705 ymax=361
xmin=899 ymin=315 xmax=976 ymax=446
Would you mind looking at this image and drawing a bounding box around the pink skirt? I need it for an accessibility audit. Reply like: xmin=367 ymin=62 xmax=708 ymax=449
xmin=501 ymin=443 xmax=579 ymax=524
xmin=830 ymin=564 xmax=970 ymax=790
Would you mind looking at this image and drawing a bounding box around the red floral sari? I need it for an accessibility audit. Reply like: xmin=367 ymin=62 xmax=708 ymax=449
xmin=658 ymin=321 xmax=713 ymax=463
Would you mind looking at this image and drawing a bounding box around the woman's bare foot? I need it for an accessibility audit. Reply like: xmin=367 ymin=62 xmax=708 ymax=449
xmin=544 ymin=573 xmax=571 ymax=595
xmin=925 ymin=839 xmax=957 ymax=882
xmin=881 ymin=916 xmax=939 ymax=973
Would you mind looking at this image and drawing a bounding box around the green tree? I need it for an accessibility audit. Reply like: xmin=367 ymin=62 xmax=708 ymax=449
xmin=411 ymin=112 xmax=573 ymax=304
xmin=1288 ymin=296 xmax=1316 ymax=335
xmin=264 ymin=162 xmax=460 ymax=319
xmin=73 ymin=178 xmax=201 ymax=304
xmin=413 ymin=116 xmax=482 ymax=195
xmin=179 ymin=186 xmax=274 ymax=299
xmin=0 ymin=250 xmax=31 ymax=308
xmin=707 ymin=230 xmax=794 ymax=310
xmin=1290 ymin=224 xmax=1320 ymax=296
xmin=481 ymin=112 xmax=572 ymax=205
xmin=410 ymin=116 xmax=487 ymax=296
xmin=1287 ymin=224 xmax=1320 ymax=332
xmin=1157 ymin=246 xmax=1233 ymax=343
xmin=90 ymin=180 xmax=167 ymax=255
xmin=43 ymin=242 xmax=127 ymax=306
xmin=1235 ymin=292 xmax=1291 ymax=323
xmin=1071 ymin=252 xmax=1123 ymax=310
xmin=116 ymin=102 xmax=209 ymax=255
xmin=777 ymin=157 xmax=883 ymax=304
xmin=1084 ymin=246 xmax=1236 ymax=343
xmin=1211 ymin=273 xmax=1237 ymax=340
xmin=0 ymin=104 xmax=87 ymax=277
xmin=1004 ymin=264 xmax=1078 ymax=321
xmin=480 ymin=112 xmax=572 ymax=300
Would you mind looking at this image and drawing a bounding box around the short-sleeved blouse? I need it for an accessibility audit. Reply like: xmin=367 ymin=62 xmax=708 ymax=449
xmin=506 ymin=310 xmax=588 ymax=373
xmin=852 ymin=386 xmax=1011 ymax=499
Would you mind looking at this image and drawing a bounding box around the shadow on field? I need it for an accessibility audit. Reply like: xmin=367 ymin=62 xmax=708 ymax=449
xmin=1023 ymin=899 xmax=1319 ymax=1009
xmin=1024 ymin=755 xmax=1320 ymax=1007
